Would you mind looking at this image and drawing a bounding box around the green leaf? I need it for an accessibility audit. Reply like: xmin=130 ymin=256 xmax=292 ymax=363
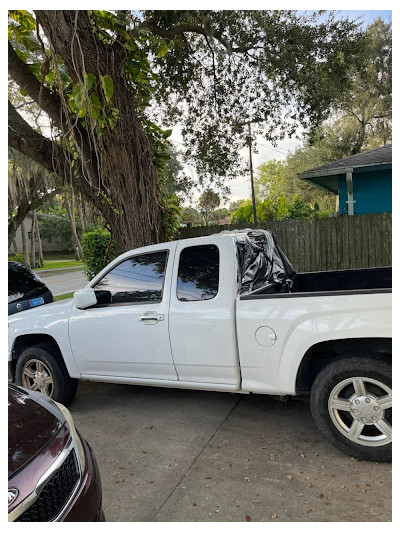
xmin=162 ymin=129 xmax=172 ymax=139
xmin=59 ymin=64 xmax=69 ymax=83
xmin=125 ymin=40 xmax=138 ymax=52
xmin=89 ymin=93 xmax=101 ymax=120
xmin=115 ymin=17 xmax=128 ymax=26
xmin=115 ymin=28 xmax=130 ymax=40
xmin=101 ymin=75 xmax=114 ymax=102
xmin=72 ymin=82 xmax=84 ymax=107
xmin=156 ymin=41 xmax=169 ymax=58
xmin=28 ymin=63 xmax=41 ymax=75
xmin=85 ymin=73 xmax=97 ymax=92
xmin=21 ymin=36 xmax=41 ymax=52
xmin=15 ymin=49 xmax=27 ymax=63
xmin=126 ymin=60 xmax=141 ymax=77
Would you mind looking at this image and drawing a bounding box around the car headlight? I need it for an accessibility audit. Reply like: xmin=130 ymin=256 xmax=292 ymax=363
xmin=54 ymin=402 xmax=86 ymax=473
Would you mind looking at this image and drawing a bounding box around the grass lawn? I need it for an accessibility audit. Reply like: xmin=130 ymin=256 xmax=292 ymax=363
xmin=54 ymin=292 xmax=74 ymax=302
xmin=43 ymin=251 xmax=77 ymax=260
xmin=34 ymin=260 xmax=84 ymax=270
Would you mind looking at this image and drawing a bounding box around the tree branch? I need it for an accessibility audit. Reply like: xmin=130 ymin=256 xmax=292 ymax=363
xmin=8 ymin=185 xmax=61 ymax=246
xmin=8 ymin=101 xmax=116 ymax=226
xmin=8 ymin=41 xmax=65 ymax=130
xmin=140 ymin=17 xmax=255 ymax=54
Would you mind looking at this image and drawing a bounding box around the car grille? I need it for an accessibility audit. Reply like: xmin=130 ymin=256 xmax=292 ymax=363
xmin=16 ymin=449 xmax=80 ymax=522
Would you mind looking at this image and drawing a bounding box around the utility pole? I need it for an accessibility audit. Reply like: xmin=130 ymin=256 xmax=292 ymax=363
xmin=248 ymin=123 xmax=258 ymax=224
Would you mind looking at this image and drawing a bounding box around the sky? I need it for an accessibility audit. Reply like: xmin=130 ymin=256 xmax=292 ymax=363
xmin=168 ymin=8 xmax=392 ymax=207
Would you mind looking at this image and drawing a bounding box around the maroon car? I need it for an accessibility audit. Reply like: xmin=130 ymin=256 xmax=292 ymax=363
xmin=8 ymin=384 xmax=104 ymax=522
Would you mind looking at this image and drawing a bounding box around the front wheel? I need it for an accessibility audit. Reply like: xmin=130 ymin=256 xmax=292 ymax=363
xmin=15 ymin=343 xmax=78 ymax=406
xmin=310 ymin=357 xmax=392 ymax=462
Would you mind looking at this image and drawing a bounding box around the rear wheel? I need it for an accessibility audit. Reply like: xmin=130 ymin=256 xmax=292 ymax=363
xmin=15 ymin=343 xmax=78 ymax=406
xmin=310 ymin=357 xmax=392 ymax=462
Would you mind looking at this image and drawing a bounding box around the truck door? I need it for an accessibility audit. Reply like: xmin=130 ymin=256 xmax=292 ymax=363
xmin=169 ymin=237 xmax=241 ymax=386
xmin=68 ymin=243 xmax=178 ymax=381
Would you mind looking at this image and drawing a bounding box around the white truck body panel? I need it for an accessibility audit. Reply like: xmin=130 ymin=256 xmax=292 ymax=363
xmin=236 ymin=292 xmax=392 ymax=394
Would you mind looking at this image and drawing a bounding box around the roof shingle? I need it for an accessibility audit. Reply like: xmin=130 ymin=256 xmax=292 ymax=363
xmin=298 ymin=144 xmax=392 ymax=176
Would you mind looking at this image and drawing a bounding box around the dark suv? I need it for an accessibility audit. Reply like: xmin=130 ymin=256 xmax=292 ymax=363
xmin=8 ymin=384 xmax=104 ymax=522
xmin=8 ymin=261 xmax=53 ymax=315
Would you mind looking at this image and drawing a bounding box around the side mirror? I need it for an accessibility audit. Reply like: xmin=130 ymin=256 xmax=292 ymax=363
xmin=73 ymin=288 xmax=112 ymax=309
xmin=73 ymin=288 xmax=97 ymax=309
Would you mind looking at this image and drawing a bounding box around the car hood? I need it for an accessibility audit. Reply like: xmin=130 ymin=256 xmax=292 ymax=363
xmin=8 ymin=385 xmax=65 ymax=478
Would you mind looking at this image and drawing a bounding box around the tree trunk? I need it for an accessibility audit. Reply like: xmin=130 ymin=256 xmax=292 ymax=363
xmin=77 ymin=193 xmax=86 ymax=234
xmin=33 ymin=11 xmax=164 ymax=256
xmin=350 ymin=120 xmax=367 ymax=155
xmin=8 ymin=198 xmax=29 ymax=247
xmin=12 ymin=238 xmax=18 ymax=254
xmin=7 ymin=159 xmax=61 ymax=247
xmin=21 ymin=220 xmax=30 ymax=268
xmin=35 ymin=213 xmax=44 ymax=265
xmin=64 ymin=194 xmax=82 ymax=260
xmin=30 ymin=211 xmax=36 ymax=268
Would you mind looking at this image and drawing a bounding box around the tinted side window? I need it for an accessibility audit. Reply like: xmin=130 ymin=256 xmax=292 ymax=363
xmin=177 ymin=245 xmax=219 ymax=302
xmin=8 ymin=263 xmax=46 ymax=303
xmin=93 ymin=251 xmax=168 ymax=304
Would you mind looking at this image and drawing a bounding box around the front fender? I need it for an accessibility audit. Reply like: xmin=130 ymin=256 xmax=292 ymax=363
xmin=8 ymin=300 xmax=81 ymax=379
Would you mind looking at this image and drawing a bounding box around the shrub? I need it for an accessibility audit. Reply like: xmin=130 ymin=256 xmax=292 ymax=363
xmin=231 ymin=201 xmax=255 ymax=224
xmin=8 ymin=252 xmax=43 ymax=269
xmin=81 ymin=229 xmax=115 ymax=280
xmin=284 ymin=195 xmax=313 ymax=220
xmin=9 ymin=252 xmax=26 ymax=264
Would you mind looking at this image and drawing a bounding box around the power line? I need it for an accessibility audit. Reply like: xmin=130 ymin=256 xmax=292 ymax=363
xmin=258 ymin=142 xmax=288 ymax=155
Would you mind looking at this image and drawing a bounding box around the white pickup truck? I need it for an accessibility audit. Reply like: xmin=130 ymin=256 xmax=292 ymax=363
xmin=8 ymin=230 xmax=392 ymax=461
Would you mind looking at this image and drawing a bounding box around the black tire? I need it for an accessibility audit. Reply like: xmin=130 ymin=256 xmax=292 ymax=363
xmin=310 ymin=357 xmax=392 ymax=462
xmin=15 ymin=342 xmax=78 ymax=406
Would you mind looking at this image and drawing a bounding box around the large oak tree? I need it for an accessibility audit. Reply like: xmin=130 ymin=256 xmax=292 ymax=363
xmin=8 ymin=10 xmax=364 ymax=254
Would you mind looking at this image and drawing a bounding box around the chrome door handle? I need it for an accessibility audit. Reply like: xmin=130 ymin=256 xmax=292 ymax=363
xmin=138 ymin=312 xmax=164 ymax=324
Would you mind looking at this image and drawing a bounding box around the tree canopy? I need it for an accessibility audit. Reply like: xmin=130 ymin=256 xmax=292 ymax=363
xmin=198 ymin=188 xmax=221 ymax=226
xmin=334 ymin=17 xmax=392 ymax=153
xmin=9 ymin=10 xmax=366 ymax=253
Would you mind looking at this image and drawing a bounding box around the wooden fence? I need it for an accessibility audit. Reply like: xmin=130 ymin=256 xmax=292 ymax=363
xmin=177 ymin=213 xmax=392 ymax=272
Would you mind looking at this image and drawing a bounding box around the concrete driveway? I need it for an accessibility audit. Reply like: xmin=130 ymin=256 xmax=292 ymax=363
xmin=69 ymin=381 xmax=391 ymax=522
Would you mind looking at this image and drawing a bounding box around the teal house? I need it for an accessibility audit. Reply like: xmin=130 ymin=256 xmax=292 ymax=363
xmin=297 ymin=145 xmax=392 ymax=215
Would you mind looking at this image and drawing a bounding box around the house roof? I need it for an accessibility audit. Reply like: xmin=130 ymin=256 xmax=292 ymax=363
xmin=297 ymin=144 xmax=392 ymax=194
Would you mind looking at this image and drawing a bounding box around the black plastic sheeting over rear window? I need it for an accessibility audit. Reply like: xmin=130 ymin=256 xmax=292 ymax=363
xmin=235 ymin=230 xmax=296 ymax=296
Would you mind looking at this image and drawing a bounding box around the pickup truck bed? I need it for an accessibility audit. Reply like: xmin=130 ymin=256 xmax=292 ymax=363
xmin=292 ymin=266 xmax=392 ymax=293
xmin=242 ymin=266 xmax=392 ymax=299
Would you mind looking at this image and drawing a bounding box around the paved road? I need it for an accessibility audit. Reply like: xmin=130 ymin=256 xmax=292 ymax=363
xmin=70 ymin=381 xmax=392 ymax=522
xmin=39 ymin=268 xmax=87 ymax=296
